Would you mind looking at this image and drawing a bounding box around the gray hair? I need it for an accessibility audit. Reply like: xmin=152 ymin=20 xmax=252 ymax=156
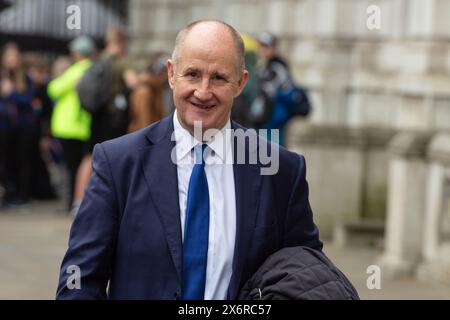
xmin=171 ymin=20 xmax=245 ymax=75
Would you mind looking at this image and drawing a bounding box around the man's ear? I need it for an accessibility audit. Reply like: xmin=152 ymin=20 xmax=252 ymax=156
xmin=167 ymin=59 xmax=175 ymax=89
xmin=235 ymin=70 xmax=249 ymax=97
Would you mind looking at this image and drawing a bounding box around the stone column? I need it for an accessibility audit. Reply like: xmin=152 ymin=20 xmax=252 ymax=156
xmin=377 ymin=132 xmax=432 ymax=277
xmin=417 ymin=133 xmax=450 ymax=285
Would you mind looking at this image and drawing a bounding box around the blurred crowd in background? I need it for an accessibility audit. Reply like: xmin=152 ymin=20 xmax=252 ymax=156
xmin=0 ymin=25 xmax=310 ymax=215
xmin=2 ymin=0 xmax=450 ymax=299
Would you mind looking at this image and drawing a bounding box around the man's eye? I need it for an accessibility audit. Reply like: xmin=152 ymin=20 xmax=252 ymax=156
xmin=212 ymin=75 xmax=226 ymax=81
xmin=185 ymin=72 xmax=199 ymax=78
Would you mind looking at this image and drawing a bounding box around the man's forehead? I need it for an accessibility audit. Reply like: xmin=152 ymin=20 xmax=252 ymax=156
xmin=177 ymin=61 xmax=233 ymax=78
xmin=177 ymin=43 xmax=237 ymax=72
xmin=182 ymin=63 xmax=229 ymax=73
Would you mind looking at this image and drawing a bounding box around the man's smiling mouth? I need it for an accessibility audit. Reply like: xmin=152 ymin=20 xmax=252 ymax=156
xmin=191 ymin=101 xmax=215 ymax=109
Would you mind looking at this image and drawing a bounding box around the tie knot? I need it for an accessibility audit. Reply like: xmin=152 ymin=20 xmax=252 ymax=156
xmin=194 ymin=144 xmax=208 ymax=165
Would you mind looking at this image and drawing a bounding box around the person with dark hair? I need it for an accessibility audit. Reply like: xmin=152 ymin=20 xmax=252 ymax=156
xmin=25 ymin=53 xmax=57 ymax=200
xmin=0 ymin=43 xmax=35 ymax=207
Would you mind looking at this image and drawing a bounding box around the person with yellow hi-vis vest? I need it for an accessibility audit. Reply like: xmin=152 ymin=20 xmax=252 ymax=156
xmin=48 ymin=36 xmax=94 ymax=212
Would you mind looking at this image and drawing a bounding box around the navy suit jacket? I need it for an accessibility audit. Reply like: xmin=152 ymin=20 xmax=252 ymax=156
xmin=56 ymin=115 xmax=322 ymax=299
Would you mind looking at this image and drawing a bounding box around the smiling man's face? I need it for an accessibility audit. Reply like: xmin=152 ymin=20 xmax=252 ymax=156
xmin=167 ymin=23 xmax=248 ymax=138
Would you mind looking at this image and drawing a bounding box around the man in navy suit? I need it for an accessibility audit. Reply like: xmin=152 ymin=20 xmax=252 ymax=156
xmin=56 ymin=20 xmax=322 ymax=300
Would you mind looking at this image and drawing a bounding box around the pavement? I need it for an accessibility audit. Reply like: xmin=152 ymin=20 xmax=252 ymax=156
xmin=0 ymin=200 xmax=449 ymax=300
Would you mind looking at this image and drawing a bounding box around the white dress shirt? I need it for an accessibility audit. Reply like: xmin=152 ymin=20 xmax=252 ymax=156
xmin=173 ymin=111 xmax=236 ymax=300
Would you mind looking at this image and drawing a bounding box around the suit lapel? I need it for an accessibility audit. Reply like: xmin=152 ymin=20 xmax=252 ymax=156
xmin=228 ymin=123 xmax=262 ymax=299
xmin=140 ymin=116 xmax=183 ymax=282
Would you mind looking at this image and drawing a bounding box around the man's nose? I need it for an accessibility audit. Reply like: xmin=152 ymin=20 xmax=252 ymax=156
xmin=193 ymin=78 xmax=213 ymax=101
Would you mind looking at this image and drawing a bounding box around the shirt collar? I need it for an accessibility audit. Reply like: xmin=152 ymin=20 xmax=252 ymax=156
xmin=173 ymin=110 xmax=231 ymax=163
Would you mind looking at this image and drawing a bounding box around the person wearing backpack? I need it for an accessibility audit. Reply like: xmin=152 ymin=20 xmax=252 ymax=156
xmin=72 ymin=27 xmax=138 ymax=216
xmin=47 ymin=36 xmax=94 ymax=211
xmin=253 ymin=32 xmax=310 ymax=146
xmin=78 ymin=26 xmax=136 ymax=148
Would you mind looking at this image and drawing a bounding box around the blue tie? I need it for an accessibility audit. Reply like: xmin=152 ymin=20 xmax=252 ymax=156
xmin=182 ymin=144 xmax=210 ymax=300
